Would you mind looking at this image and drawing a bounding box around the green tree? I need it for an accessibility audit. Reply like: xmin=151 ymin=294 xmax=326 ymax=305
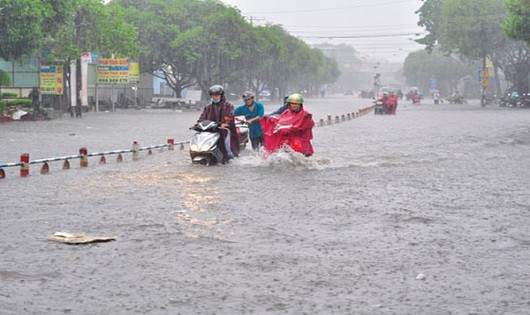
xmin=114 ymin=0 xmax=339 ymax=99
xmin=116 ymin=0 xmax=250 ymax=98
xmin=504 ymin=0 xmax=530 ymax=44
xmin=190 ymin=3 xmax=250 ymax=98
xmin=415 ymin=0 xmax=444 ymax=52
xmin=51 ymin=0 xmax=137 ymax=62
xmin=0 ymin=0 xmax=74 ymax=60
xmin=438 ymin=0 xmax=505 ymax=59
xmin=403 ymin=49 xmax=471 ymax=95
xmin=415 ymin=0 xmax=530 ymax=100
xmin=242 ymin=24 xmax=286 ymax=99
xmin=1 ymin=0 xmax=45 ymax=60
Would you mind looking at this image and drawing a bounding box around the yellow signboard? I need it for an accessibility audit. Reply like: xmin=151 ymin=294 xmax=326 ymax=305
xmin=40 ymin=65 xmax=63 ymax=95
xmin=129 ymin=62 xmax=140 ymax=84
xmin=97 ymin=58 xmax=129 ymax=84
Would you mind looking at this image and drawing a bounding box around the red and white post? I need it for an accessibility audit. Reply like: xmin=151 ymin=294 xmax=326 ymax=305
xmin=79 ymin=147 xmax=88 ymax=168
xmin=20 ymin=153 xmax=29 ymax=177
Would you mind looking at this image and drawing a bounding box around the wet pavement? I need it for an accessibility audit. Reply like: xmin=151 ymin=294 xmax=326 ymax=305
xmin=1 ymin=96 xmax=529 ymax=314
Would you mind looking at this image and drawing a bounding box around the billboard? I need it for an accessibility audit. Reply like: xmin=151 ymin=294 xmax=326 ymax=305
xmin=40 ymin=65 xmax=63 ymax=95
xmin=97 ymin=58 xmax=129 ymax=84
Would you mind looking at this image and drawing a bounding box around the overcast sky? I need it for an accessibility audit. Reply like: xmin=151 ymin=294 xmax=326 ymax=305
xmin=219 ymin=0 xmax=426 ymax=63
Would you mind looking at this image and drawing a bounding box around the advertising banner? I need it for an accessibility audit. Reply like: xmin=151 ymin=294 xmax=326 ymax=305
xmin=40 ymin=65 xmax=63 ymax=95
xmin=128 ymin=62 xmax=140 ymax=84
xmin=97 ymin=58 xmax=129 ymax=84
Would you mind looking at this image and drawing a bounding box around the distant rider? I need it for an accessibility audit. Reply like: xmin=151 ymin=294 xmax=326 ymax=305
xmin=377 ymin=92 xmax=389 ymax=113
xmin=412 ymin=90 xmax=421 ymax=104
xmin=387 ymin=91 xmax=398 ymax=115
xmin=260 ymin=93 xmax=315 ymax=157
xmin=234 ymin=91 xmax=265 ymax=150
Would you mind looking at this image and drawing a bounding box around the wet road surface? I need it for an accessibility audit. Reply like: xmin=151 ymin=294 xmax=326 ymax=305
xmin=1 ymin=96 xmax=529 ymax=314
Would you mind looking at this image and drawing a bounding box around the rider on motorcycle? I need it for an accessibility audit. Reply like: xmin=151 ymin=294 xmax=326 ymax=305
xmin=411 ymin=90 xmax=421 ymax=104
xmin=234 ymin=91 xmax=265 ymax=150
xmin=260 ymin=93 xmax=315 ymax=157
xmin=192 ymin=84 xmax=239 ymax=163
xmin=376 ymin=92 xmax=390 ymax=114
xmin=387 ymin=91 xmax=398 ymax=115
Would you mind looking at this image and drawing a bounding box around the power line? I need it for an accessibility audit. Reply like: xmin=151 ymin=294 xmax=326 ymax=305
xmin=297 ymin=32 xmax=425 ymax=39
xmin=284 ymin=25 xmax=421 ymax=30
xmin=246 ymin=0 xmax=416 ymax=14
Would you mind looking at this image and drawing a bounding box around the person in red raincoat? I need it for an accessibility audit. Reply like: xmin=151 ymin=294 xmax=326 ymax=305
xmin=260 ymin=93 xmax=315 ymax=156
xmin=387 ymin=92 xmax=398 ymax=115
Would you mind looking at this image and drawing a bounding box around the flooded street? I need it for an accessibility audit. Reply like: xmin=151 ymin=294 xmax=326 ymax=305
xmin=1 ymin=96 xmax=529 ymax=314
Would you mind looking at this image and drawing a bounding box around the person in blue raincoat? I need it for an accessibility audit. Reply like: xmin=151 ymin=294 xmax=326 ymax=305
xmin=234 ymin=91 xmax=265 ymax=150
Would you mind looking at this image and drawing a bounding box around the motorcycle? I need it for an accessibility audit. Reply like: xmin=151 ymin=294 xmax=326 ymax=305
xmin=520 ymin=93 xmax=530 ymax=108
xmin=373 ymin=100 xmax=385 ymax=115
xmin=411 ymin=93 xmax=422 ymax=104
xmin=189 ymin=120 xmax=224 ymax=166
xmin=235 ymin=115 xmax=249 ymax=150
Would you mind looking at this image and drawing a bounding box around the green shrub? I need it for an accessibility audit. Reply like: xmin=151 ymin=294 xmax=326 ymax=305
xmin=0 ymin=98 xmax=32 ymax=107
xmin=0 ymin=92 xmax=19 ymax=99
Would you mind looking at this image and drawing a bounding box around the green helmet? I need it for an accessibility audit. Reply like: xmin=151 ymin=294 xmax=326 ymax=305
xmin=287 ymin=93 xmax=303 ymax=104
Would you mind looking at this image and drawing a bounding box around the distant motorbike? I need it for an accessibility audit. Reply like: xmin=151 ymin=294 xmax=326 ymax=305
xmin=412 ymin=93 xmax=422 ymax=104
xmin=235 ymin=115 xmax=249 ymax=150
xmin=189 ymin=120 xmax=223 ymax=166
xmin=500 ymin=92 xmax=530 ymax=108
xmin=373 ymin=100 xmax=385 ymax=115
xmin=521 ymin=93 xmax=530 ymax=108
xmin=447 ymin=94 xmax=467 ymax=105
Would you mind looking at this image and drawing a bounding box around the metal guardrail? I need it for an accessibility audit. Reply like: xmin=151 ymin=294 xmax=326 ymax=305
xmin=0 ymin=139 xmax=189 ymax=179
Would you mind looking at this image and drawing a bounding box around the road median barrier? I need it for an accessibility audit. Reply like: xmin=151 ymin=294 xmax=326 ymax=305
xmin=0 ymin=138 xmax=189 ymax=179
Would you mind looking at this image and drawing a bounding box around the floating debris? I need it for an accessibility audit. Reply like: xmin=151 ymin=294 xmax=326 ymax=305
xmin=416 ymin=273 xmax=427 ymax=280
xmin=47 ymin=232 xmax=117 ymax=244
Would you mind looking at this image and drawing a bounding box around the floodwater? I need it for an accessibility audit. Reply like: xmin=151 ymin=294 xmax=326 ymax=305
xmin=1 ymin=96 xmax=529 ymax=314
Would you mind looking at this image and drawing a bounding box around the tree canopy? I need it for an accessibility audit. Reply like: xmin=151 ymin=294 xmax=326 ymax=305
xmin=111 ymin=0 xmax=339 ymax=98
xmin=415 ymin=0 xmax=529 ymax=94
xmin=1 ymin=0 xmax=341 ymax=98
xmin=503 ymin=0 xmax=530 ymax=45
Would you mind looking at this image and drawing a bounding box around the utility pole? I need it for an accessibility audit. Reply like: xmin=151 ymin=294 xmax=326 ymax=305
xmin=480 ymin=24 xmax=487 ymax=107
xmin=245 ymin=16 xmax=265 ymax=26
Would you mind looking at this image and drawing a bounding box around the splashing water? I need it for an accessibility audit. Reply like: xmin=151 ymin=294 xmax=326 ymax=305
xmin=235 ymin=147 xmax=331 ymax=170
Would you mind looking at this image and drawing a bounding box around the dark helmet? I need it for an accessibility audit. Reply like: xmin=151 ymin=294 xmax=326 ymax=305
xmin=242 ymin=91 xmax=255 ymax=101
xmin=209 ymin=84 xmax=225 ymax=96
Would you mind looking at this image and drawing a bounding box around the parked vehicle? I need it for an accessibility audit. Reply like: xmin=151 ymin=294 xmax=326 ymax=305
xmin=446 ymin=93 xmax=467 ymax=105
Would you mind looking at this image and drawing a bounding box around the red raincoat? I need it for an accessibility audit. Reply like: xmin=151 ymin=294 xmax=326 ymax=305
xmin=260 ymin=107 xmax=315 ymax=156
xmin=387 ymin=94 xmax=398 ymax=115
